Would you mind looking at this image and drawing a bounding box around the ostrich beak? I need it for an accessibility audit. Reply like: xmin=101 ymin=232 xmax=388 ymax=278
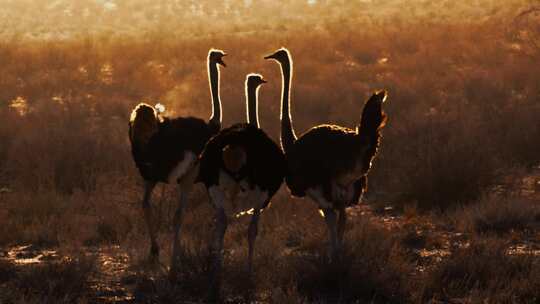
xmin=260 ymin=78 xmax=267 ymax=84
xmin=217 ymin=54 xmax=227 ymax=67
xmin=264 ymin=53 xmax=277 ymax=60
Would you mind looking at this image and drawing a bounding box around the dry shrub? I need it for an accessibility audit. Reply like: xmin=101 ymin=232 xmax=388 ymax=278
xmin=4 ymin=98 xmax=132 ymax=194
xmin=0 ymin=173 xmax=141 ymax=248
xmin=1 ymin=191 xmax=65 ymax=247
xmin=368 ymin=23 xmax=540 ymax=209
xmin=130 ymin=244 xmax=211 ymax=303
xmin=420 ymin=238 xmax=540 ymax=303
xmin=0 ymin=254 xmax=95 ymax=304
xmin=1 ymin=14 xmax=539 ymax=211
xmin=290 ymin=219 xmax=413 ymax=303
xmin=454 ymin=194 xmax=540 ymax=235
xmin=128 ymin=197 xmax=413 ymax=303
xmin=233 ymin=213 xmax=415 ymax=304
xmin=380 ymin=114 xmax=500 ymax=210
xmin=0 ymin=259 xmax=17 ymax=285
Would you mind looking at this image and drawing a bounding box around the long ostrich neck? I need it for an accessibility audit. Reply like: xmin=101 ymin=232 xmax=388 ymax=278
xmin=279 ymin=57 xmax=296 ymax=153
xmin=208 ymin=60 xmax=222 ymax=128
xmin=246 ymin=83 xmax=260 ymax=128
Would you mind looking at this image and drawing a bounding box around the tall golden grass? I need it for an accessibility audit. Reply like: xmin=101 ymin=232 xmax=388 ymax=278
xmin=1 ymin=2 xmax=538 ymax=207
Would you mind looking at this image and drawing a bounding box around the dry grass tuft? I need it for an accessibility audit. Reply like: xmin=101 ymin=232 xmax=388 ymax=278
xmin=126 ymin=214 xmax=413 ymax=303
xmin=419 ymin=238 xmax=540 ymax=303
xmin=291 ymin=219 xmax=413 ymax=303
xmin=0 ymin=254 xmax=95 ymax=304
xmin=455 ymin=194 xmax=540 ymax=235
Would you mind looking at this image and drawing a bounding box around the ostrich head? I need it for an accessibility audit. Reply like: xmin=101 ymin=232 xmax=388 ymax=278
xmin=246 ymin=73 xmax=267 ymax=87
xmin=208 ymin=49 xmax=227 ymax=67
xmin=245 ymin=73 xmax=266 ymax=127
xmin=264 ymin=47 xmax=291 ymax=64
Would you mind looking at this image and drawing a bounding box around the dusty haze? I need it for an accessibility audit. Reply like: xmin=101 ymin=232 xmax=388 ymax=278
xmin=0 ymin=1 xmax=539 ymax=303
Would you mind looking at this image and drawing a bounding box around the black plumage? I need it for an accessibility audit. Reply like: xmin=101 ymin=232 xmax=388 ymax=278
xmin=127 ymin=49 xmax=226 ymax=275
xmin=130 ymin=114 xmax=218 ymax=183
xmin=198 ymin=73 xmax=286 ymax=207
xmin=198 ymin=74 xmax=285 ymax=299
xmin=286 ymin=92 xmax=386 ymax=206
xmin=198 ymin=123 xmax=286 ymax=203
xmin=265 ymin=48 xmax=388 ymax=259
xmin=285 ymin=125 xmax=368 ymax=205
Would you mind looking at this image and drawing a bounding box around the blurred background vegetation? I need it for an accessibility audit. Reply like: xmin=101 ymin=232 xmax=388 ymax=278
xmin=1 ymin=0 xmax=538 ymax=207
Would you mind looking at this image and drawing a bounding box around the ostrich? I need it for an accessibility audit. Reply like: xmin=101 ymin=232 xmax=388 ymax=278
xmin=264 ymin=48 xmax=388 ymax=259
xmin=197 ymin=74 xmax=286 ymax=297
xmin=128 ymin=49 xmax=226 ymax=276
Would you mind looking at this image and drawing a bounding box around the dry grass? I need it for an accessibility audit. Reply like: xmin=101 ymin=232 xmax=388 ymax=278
xmin=126 ymin=214 xmax=413 ymax=303
xmin=0 ymin=254 xmax=95 ymax=304
xmin=291 ymin=219 xmax=413 ymax=303
xmin=419 ymin=238 xmax=540 ymax=303
xmin=1 ymin=18 xmax=539 ymax=209
xmin=454 ymin=194 xmax=540 ymax=235
xmin=2 ymin=9 xmax=538 ymax=211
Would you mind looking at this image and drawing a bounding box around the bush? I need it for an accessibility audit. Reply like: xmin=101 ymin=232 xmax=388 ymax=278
xmin=0 ymin=254 xmax=95 ymax=304
xmin=1 ymin=7 xmax=539 ymax=210
xmin=454 ymin=194 xmax=540 ymax=234
xmin=419 ymin=238 xmax=540 ymax=303
xmin=291 ymin=219 xmax=414 ymax=303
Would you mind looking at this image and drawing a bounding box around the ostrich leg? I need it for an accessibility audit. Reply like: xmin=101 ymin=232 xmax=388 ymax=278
xmin=142 ymin=181 xmax=159 ymax=260
xmin=169 ymin=189 xmax=188 ymax=281
xmin=247 ymin=208 xmax=261 ymax=275
xmin=208 ymin=188 xmax=228 ymax=301
xmin=169 ymin=165 xmax=197 ymax=281
xmin=337 ymin=207 xmax=347 ymax=251
xmin=322 ymin=208 xmax=339 ymax=261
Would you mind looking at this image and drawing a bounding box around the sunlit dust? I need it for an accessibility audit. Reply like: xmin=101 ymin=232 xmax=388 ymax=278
xmin=100 ymin=63 xmax=114 ymax=85
xmin=377 ymin=57 xmax=389 ymax=64
xmin=154 ymin=103 xmax=165 ymax=114
xmin=9 ymin=96 xmax=29 ymax=116
xmin=6 ymin=245 xmax=60 ymax=265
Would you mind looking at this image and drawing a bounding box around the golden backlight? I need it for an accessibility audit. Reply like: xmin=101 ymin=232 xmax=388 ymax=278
xmin=1 ymin=1 xmax=539 ymax=303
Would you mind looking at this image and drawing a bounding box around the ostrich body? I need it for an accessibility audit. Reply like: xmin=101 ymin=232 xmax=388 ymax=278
xmin=197 ymin=74 xmax=286 ymax=296
xmin=128 ymin=49 xmax=226 ymax=276
xmin=265 ymin=48 xmax=387 ymax=258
